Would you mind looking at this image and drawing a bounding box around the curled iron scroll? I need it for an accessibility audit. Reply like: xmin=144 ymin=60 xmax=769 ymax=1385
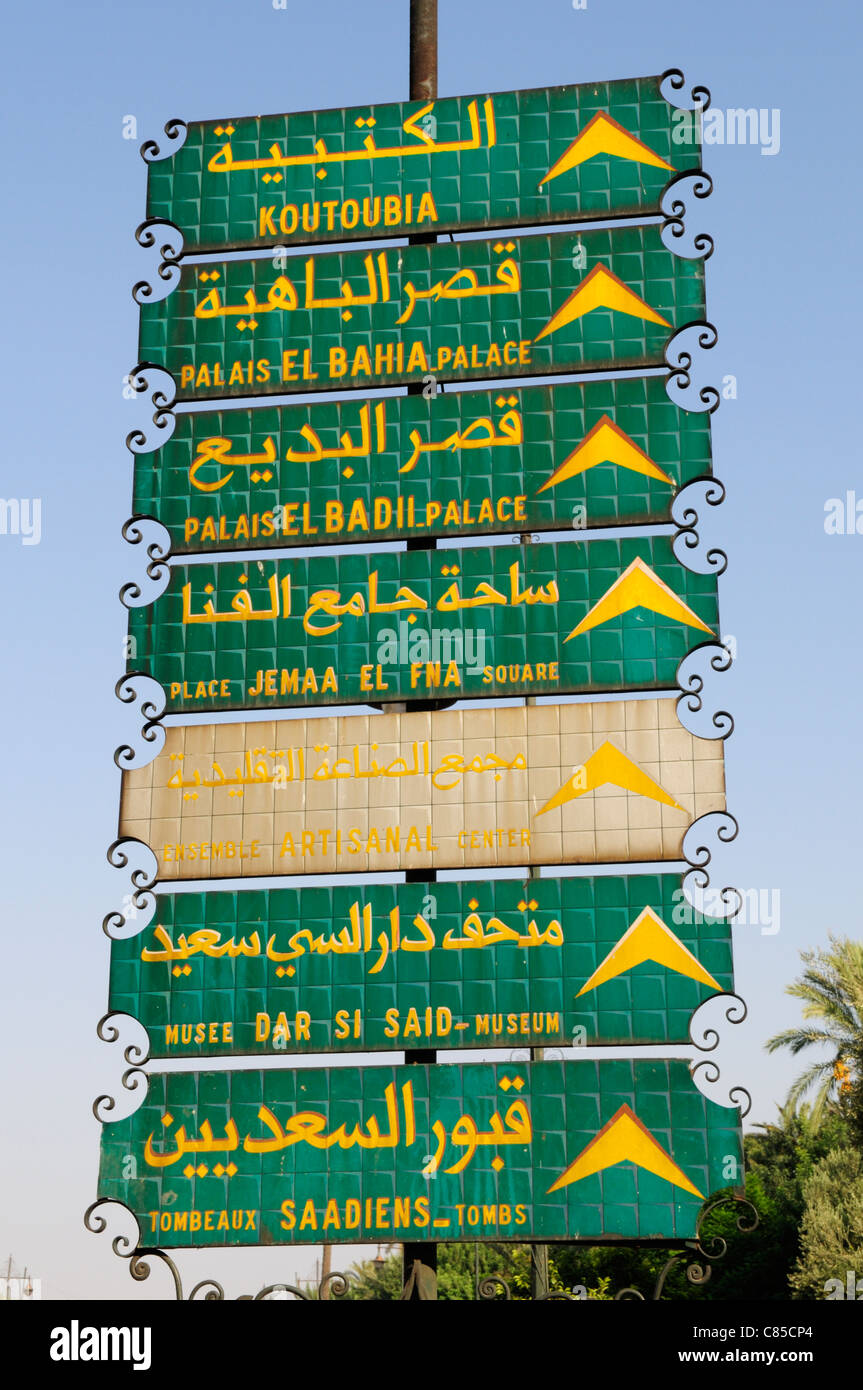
xmin=102 ymin=899 xmax=155 ymax=938
xmin=691 ymin=1058 xmax=752 ymax=1118
xmin=122 ymin=516 xmax=173 ymax=580
xmin=478 ymin=1275 xmax=513 ymax=1300
xmin=133 ymin=260 xmax=181 ymax=303
xmin=689 ymin=992 xmax=748 ymax=1053
xmin=132 ymin=212 xmax=182 ymax=300
xmin=102 ymin=884 xmax=157 ymax=938
xmin=113 ymin=676 xmax=165 ymax=771
xmin=661 ymin=171 xmax=714 ymax=261
xmin=96 ymin=1011 xmax=151 ymax=1068
xmin=664 ymin=321 xmax=720 ymax=414
xmin=190 ymin=1280 xmax=228 ymax=1301
xmin=113 ymin=675 xmax=166 ymax=760
xmin=660 ymin=69 xmax=711 ymax=113
xmin=119 ymin=545 xmax=170 ymax=605
xmin=140 ymin=119 xmax=188 ymax=163
xmin=85 ymin=1201 xmax=357 ymax=1306
xmin=124 ymin=364 xmax=177 ymax=454
xmin=84 ymin=1200 xmax=147 ymax=1265
xmin=105 ymin=840 xmax=159 ymax=908
xmin=682 ymin=811 xmax=739 ymax=895
xmin=134 ymin=217 xmax=185 ymax=291
xmin=92 ymin=1067 xmax=148 ymax=1124
xmin=612 ymin=1199 xmax=757 ymax=1301
xmin=135 ymin=217 xmax=184 ymax=262
xmin=672 ymin=476 xmax=728 ymax=575
xmin=675 ymin=653 xmax=734 ymax=741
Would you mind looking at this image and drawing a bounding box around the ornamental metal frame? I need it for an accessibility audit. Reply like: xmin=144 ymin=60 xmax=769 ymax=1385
xmin=83 ymin=1190 xmax=758 ymax=1300
xmin=93 ymin=60 xmax=760 ymax=1302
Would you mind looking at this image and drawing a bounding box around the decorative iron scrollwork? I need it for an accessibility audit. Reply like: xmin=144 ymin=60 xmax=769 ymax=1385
xmin=134 ymin=217 xmax=185 ymax=292
xmin=85 ymin=1202 xmax=356 ymax=1300
xmin=660 ymin=69 xmax=711 ymax=113
xmin=140 ymin=120 xmax=188 ymax=163
xmin=689 ymin=992 xmax=748 ymax=1053
xmin=676 ymin=655 xmax=734 ymax=741
xmin=691 ymin=1058 xmax=752 ymax=1119
xmin=681 ymin=811 xmax=739 ymax=896
xmin=113 ymin=676 xmax=166 ymax=762
xmin=664 ymin=321 xmax=720 ymax=414
xmin=96 ymin=1011 xmax=151 ymax=1067
xmin=672 ymin=476 xmax=728 ymax=575
xmin=661 ymin=171 xmax=714 ymax=261
xmin=124 ymin=365 xmax=176 ymax=453
xmin=121 ymin=516 xmax=173 ymax=580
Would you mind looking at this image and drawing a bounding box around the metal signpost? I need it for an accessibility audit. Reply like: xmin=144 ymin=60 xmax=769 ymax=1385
xmin=95 ymin=3 xmax=744 ymax=1306
xmin=108 ymin=874 xmax=734 ymax=1059
xmin=126 ymin=535 xmax=718 ymax=713
xmin=131 ymin=377 xmax=712 ymax=555
xmin=117 ymin=699 xmax=727 ymax=880
xmin=98 ymin=1058 xmax=742 ymax=1248
xmin=144 ymin=77 xmax=702 ymax=254
xmin=138 ymin=224 xmax=705 ymax=403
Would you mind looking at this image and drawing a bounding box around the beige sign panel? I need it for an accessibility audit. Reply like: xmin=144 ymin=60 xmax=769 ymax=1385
xmin=119 ymin=700 xmax=725 ymax=880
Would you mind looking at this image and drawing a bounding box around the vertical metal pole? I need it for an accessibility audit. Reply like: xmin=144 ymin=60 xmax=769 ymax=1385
xmin=402 ymin=0 xmax=439 ymax=1301
xmin=409 ymin=0 xmax=438 ymax=106
xmin=320 ymin=1240 xmax=332 ymax=1299
xmin=522 ymin=532 xmax=550 ymax=1300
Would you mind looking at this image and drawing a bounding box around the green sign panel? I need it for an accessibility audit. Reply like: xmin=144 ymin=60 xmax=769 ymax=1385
xmin=146 ymin=78 xmax=701 ymax=255
xmin=127 ymin=535 xmax=717 ymax=713
xmin=134 ymin=377 xmax=712 ymax=556
xmin=109 ymin=874 xmax=731 ymax=1059
xmin=138 ymin=225 xmax=704 ymax=403
xmin=98 ymin=1058 xmax=741 ymax=1247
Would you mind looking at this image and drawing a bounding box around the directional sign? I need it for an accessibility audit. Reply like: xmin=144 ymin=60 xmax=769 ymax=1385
xmin=109 ymin=873 xmax=732 ymax=1059
xmin=145 ymin=78 xmax=702 ymax=255
xmin=133 ymin=377 xmax=712 ymax=555
xmin=126 ymin=535 xmax=718 ymax=714
xmin=138 ymin=225 xmax=704 ymax=403
xmin=97 ymin=1058 xmax=741 ymax=1247
xmin=118 ymin=698 xmax=726 ymax=880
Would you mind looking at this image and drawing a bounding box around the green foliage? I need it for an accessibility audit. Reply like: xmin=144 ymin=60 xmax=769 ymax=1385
xmin=691 ymin=1104 xmax=854 ymax=1301
xmin=341 ymin=1247 xmax=404 ymax=1301
xmin=789 ymin=1146 xmax=863 ymax=1298
xmin=766 ymin=935 xmax=863 ymax=1133
xmin=343 ymin=1242 xmax=569 ymax=1300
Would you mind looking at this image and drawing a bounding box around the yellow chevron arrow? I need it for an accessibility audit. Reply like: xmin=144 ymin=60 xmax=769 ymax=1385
xmin=536 ymin=740 xmax=685 ymax=816
xmin=537 ymin=415 xmax=675 ymax=493
xmin=564 ymin=557 xmax=714 ymax=642
xmin=534 ymin=265 xmax=671 ymax=343
xmin=577 ymin=906 xmax=721 ymax=995
xmin=546 ymin=1103 xmax=705 ymax=1198
xmin=539 ymin=112 xmax=674 ymax=185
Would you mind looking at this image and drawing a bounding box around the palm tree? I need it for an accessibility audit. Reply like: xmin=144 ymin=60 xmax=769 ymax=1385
xmin=766 ymin=935 xmax=863 ymax=1127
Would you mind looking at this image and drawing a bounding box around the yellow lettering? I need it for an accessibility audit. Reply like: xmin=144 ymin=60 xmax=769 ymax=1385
xmin=280 ymin=1199 xmax=296 ymax=1230
xmin=416 ymin=191 xmax=438 ymax=224
xmin=299 ymin=1199 xmax=318 ymax=1231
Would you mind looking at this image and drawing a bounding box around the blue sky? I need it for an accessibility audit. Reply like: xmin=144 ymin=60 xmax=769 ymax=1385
xmin=1 ymin=0 xmax=861 ymax=1299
